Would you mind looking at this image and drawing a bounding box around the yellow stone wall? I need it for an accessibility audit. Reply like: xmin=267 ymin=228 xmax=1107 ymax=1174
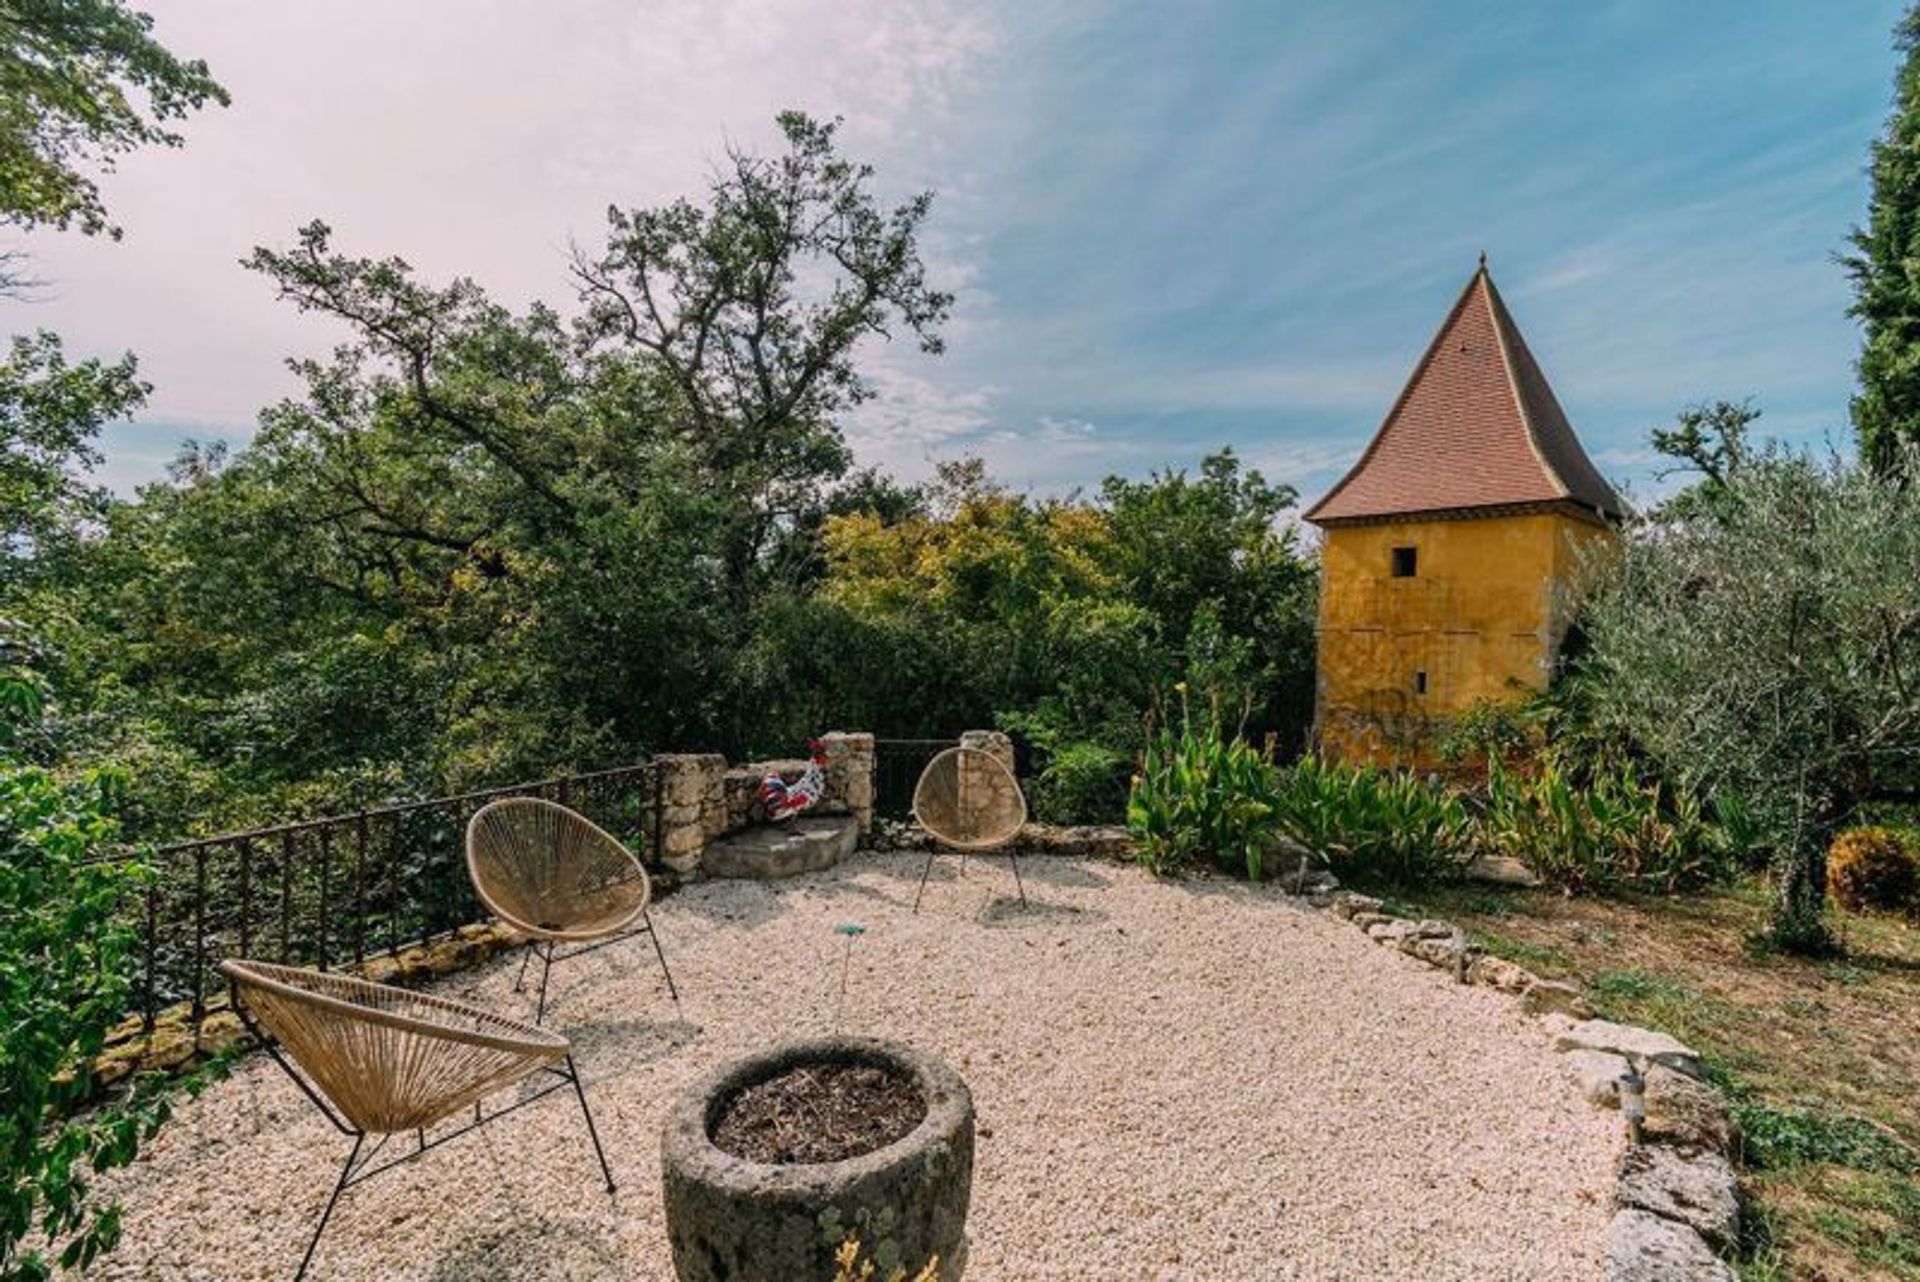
xmin=1313 ymin=511 xmax=1615 ymax=766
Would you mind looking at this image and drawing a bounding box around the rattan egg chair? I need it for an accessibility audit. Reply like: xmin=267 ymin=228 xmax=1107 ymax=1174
xmin=465 ymin=797 xmax=677 ymax=1022
xmin=220 ymin=959 xmax=616 ymax=1281
xmin=911 ymin=745 xmax=1030 ymax=913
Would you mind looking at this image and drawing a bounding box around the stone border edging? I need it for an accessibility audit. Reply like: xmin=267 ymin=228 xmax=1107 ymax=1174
xmin=1304 ymin=877 xmax=1743 ymax=1282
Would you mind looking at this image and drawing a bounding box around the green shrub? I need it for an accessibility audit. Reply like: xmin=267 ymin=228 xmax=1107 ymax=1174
xmin=1827 ymin=827 xmax=1920 ymax=916
xmin=1479 ymin=757 xmax=1737 ymax=893
xmin=1 ymin=766 xmax=175 ymax=1280
xmin=1269 ymin=753 xmax=1473 ymax=886
xmin=1126 ymin=688 xmax=1282 ymax=880
xmin=1028 ymin=740 xmax=1129 ymax=824
xmin=1436 ymin=697 xmax=1546 ymax=769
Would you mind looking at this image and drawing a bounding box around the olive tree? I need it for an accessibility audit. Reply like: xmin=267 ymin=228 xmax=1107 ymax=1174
xmin=1578 ymin=444 xmax=1920 ymax=952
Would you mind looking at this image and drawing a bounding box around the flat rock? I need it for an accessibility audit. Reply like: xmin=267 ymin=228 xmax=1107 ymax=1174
xmin=1327 ymin=893 xmax=1383 ymax=920
xmin=1409 ymin=919 xmax=1455 ymax=940
xmin=1523 ymin=979 xmax=1596 ymax=1019
xmin=1289 ymin=868 xmax=1340 ymax=896
xmin=1564 ymin=1048 xmax=1630 ymax=1108
xmin=1350 ymin=911 xmax=1394 ymax=929
xmin=1604 ymin=1209 xmax=1734 ymax=1282
xmin=1615 ymin=1146 xmax=1741 ymax=1250
xmin=1465 ymin=853 xmax=1544 ymax=887
xmin=1555 ymin=1020 xmax=1702 ymax=1078
xmin=1644 ymin=1064 xmax=1738 ymax=1154
xmin=701 ymin=815 xmax=860 ymax=880
xmin=1367 ymin=919 xmax=1419 ymax=944
xmin=1467 ymin=954 xmax=1539 ymax=994
xmin=1407 ymin=937 xmax=1474 ymax=970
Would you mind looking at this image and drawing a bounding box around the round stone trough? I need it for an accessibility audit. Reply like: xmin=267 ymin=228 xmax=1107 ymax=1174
xmin=661 ymin=1036 xmax=975 ymax=1282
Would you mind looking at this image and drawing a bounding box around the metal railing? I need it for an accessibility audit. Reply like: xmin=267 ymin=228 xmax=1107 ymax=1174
xmin=123 ymin=762 xmax=662 ymax=1047
xmin=871 ymin=739 xmax=955 ymax=819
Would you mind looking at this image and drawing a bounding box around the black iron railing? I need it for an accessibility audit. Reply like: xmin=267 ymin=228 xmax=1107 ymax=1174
xmin=871 ymin=739 xmax=952 ymax=819
xmin=123 ymin=762 xmax=662 ymax=1046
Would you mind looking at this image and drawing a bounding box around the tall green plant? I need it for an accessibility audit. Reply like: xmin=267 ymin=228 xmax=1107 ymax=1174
xmin=1127 ymin=685 xmax=1282 ymax=880
xmin=1270 ymin=754 xmax=1472 ymax=887
xmin=1849 ymin=3 xmax=1920 ymax=477
xmin=1480 ymin=757 xmax=1740 ymax=894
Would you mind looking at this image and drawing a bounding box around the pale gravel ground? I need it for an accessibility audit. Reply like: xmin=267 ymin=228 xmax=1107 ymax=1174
xmin=93 ymin=854 xmax=1619 ymax=1281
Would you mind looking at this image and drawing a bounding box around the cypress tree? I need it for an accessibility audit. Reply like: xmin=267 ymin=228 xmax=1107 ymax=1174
xmin=1848 ymin=5 xmax=1920 ymax=476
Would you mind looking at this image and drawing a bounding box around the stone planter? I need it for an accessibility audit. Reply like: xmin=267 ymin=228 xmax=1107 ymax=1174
xmin=661 ymin=1037 xmax=975 ymax=1282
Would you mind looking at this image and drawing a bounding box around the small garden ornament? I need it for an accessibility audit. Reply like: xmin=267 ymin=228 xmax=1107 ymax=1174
xmin=835 ymin=923 xmax=867 ymax=1029
xmin=760 ymin=739 xmax=830 ymax=821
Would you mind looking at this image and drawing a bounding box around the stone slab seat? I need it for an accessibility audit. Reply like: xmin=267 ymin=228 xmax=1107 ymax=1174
xmin=702 ymin=813 xmax=860 ymax=880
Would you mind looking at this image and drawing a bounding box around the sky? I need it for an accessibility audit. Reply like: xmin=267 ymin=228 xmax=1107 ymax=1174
xmin=4 ymin=0 xmax=1908 ymax=508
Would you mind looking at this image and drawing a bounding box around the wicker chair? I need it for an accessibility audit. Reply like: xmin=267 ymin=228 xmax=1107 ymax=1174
xmin=220 ymin=959 xmax=616 ymax=1281
xmin=465 ymin=797 xmax=678 ymax=1022
xmin=912 ymin=745 xmax=1030 ymax=913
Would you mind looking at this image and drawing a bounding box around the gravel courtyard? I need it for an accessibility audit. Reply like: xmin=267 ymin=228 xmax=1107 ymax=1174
xmin=96 ymin=854 xmax=1619 ymax=1281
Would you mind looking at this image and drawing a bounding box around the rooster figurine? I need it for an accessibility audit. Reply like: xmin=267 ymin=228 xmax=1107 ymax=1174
xmin=758 ymin=739 xmax=829 ymax=821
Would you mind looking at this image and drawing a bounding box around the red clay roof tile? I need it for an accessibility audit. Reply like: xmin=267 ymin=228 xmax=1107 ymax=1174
xmin=1304 ymin=263 xmax=1623 ymax=525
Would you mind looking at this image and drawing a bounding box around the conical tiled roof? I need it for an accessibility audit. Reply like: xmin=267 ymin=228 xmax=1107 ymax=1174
xmin=1304 ymin=262 xmax=1623 ymax=525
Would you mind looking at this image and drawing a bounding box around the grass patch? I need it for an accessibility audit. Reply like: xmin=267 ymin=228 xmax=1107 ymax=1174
xmin=1735 ymin=1102 xmax=1917 ymax=1175
xmin=1470 ymin=929 xmax=1574 ymax=974
xmin=1588 ymin=967 xmax=1697 ymax=1005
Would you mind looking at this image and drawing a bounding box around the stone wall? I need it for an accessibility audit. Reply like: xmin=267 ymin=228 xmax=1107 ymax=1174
xmin=656 ymin=731 xmax=874 ymax=877
xmin=656 ymin=728 xmax=1138 ymax=875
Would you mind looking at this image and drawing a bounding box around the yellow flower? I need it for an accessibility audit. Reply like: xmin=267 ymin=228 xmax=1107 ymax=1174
xmin=1173 ymin=681 xmax=1189 ymax=693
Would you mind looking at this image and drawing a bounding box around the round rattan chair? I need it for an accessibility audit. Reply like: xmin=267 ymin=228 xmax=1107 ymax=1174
xmin=220 ymin=959 xmax=615 ymax=1280
xmin=911 ymin=745 xmax=1029 ymax=912
xmin=465 ymin=797 xmax=678 ymax=1021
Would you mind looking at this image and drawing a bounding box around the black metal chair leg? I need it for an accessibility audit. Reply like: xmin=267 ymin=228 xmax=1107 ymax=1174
xmin=912 ymin=850 xmax=938 ymax=914
xmin=534 ymin=942 xmax=554 ymax=1024
xmin=565 ymin=1054 xmax=616 ymax=1193
xmin=296 ymin=1133 xmax=364 ymax=1281
xmin=1009 ymin=851 xmax=1027 ymax=907
xmin=643 ymin=910 xmax=679 ymax=1003
xmin=514 ymin=940 xmax=536 ymax=993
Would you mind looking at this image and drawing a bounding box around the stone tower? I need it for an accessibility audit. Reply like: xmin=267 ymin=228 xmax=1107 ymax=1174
xmin=1303 ymin=260 xmax=1623 ymax=765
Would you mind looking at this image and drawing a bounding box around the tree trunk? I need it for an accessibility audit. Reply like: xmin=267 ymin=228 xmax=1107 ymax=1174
xmin=1767 ymin=819 xmax=1837 ymax=955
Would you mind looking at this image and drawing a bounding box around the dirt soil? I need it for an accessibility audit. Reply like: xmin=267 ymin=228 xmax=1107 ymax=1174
xmin=712 ymin=1062 xmax=925 ymax=1164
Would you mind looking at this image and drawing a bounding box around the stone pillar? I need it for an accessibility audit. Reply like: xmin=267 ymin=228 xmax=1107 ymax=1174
xmin=821 ymin=731 xmax=875 ymax=837
xmin=656 ymin=753 xmax=726 ymax=875
xmin=957 ymin=730 xmax=1023 ymax=835
xmin=959 ymin=729 xmax=1015 ymax=773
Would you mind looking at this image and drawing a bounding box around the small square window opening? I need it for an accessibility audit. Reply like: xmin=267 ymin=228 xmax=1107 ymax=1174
xmin=1391 ymin=546 xmax=1417 ymax=577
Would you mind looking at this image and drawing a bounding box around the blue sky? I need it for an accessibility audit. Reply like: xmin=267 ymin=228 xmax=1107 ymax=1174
xmin=7 ymin=0 xmax=1908 ymax=508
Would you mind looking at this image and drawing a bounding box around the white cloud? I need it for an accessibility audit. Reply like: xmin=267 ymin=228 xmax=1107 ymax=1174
xmin=5 ymin=0 xmax=998 ymax=453
xmin=1036 ymin=415 xmax=1096 ymax=440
